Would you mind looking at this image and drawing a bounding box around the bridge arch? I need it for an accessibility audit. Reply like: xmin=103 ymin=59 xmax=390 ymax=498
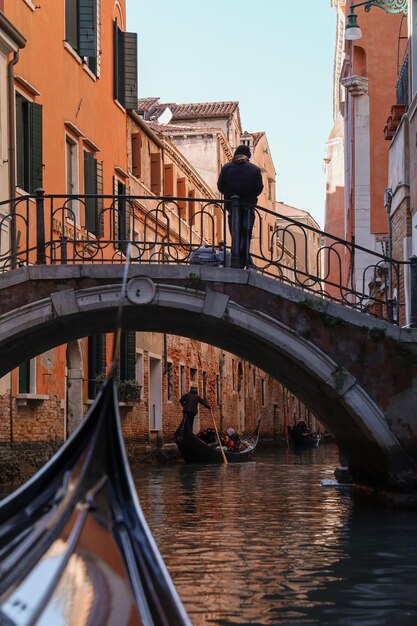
xmin=1 ymin=265 xmax=417 ymax=490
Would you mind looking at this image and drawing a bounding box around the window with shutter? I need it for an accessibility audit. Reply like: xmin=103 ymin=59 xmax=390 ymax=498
xmin=177 ymin=177 xmax=187 ymax=220
xmin=16 ymin=94 xmax=43 ymax=193
xmin=114 ymin=178 xmax=130 ymax=252
xmin=66 ymin=135 xmax=79 ymax=222
xmin=131 ymin=132 xmax=142 ymax=178
xmin=88 ymin=334 xmax=106 ymax=399
xmin=119 ymin=331 xmax=136 ymax=382
xmin=18 ymin=358 xmax=36 ymax=394
xmin=113 ymin=20 xmax=138 ymax=108
xmin=84 ymin=151 xmax=98 ymax=234
xmin=164 ymin=163 xmax=174 ymax=195
xmin=150 ymin=153 xmax=161 ymax=196
xmin=18 ymin=360 xmax=31 ymax=394
xmin=30 ymin=103 xmax=43 ymax=191
xmin=65 ymin=0 xmax=99 ymax=76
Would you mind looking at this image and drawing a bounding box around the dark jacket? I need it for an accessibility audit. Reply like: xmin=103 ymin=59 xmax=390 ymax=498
xmin=217 ymin=157 xmax=264 ymax=206
xmin=180 ymin=389 xmax=210 ymax=414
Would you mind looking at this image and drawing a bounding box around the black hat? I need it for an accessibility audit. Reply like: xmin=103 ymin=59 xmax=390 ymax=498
xmin=234 ymin=144 xmax=251 ymax=158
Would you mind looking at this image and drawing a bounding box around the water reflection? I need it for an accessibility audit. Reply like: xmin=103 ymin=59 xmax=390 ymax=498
xmin=134 ymin=446 xmax=417 ymax=626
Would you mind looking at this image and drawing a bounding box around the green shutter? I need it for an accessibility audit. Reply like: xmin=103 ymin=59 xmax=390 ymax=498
xmin=65 ymin=0 xmax=78 ymax=49
xmin=120 ymin=331 xmax=136 ymax=381
xmin=78 ymin=0 xmax=97 ymax=57
xmin=114 ymin=25 xmax=138 ymax=108
xmin=84 ymin=151 xmax=98 ymax=234
xmin=88 ymin=334 xmax=106 ymax=398
xmin=122 ymin=32 xmax=138 ymax=109
xmin=30 ymin=103 xmax=43 ymax=193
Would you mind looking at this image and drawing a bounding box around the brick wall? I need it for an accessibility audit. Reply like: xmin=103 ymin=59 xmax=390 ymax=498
xmin=11 ymin=396 xmax=65 ymax=443
xmin=391 ymin=199 xmax=411 ymax=326
xmin=0 ymin=394 xmax=10 ymax=441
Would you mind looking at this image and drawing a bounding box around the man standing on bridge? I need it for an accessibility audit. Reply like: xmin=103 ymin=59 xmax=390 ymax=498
xmin=217 ymin=144 xmax=263 ymax=269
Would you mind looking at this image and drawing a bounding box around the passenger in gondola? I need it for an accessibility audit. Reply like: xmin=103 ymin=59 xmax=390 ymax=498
xmin=225 ymin=427 xmax=241 ymax=451
xmin=179 ymin=386 xmax=211 ymax=430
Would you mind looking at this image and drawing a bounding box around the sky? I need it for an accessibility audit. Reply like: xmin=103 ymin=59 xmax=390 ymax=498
xmin=126 ymin=0 xmax=336 ymax=229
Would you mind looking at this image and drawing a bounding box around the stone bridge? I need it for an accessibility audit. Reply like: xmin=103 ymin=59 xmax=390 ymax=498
xmin=1 ymin=264 xmax=417 ymax=494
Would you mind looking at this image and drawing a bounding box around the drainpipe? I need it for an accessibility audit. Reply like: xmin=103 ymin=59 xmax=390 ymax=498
xmin=384 ymin=187 xmax=394 ymax=323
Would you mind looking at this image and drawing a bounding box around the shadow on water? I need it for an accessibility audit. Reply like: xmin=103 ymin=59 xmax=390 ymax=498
xmin=134 ymin=445 xmax=417 ymax=626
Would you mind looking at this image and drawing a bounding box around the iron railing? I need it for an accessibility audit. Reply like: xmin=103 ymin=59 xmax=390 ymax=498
xmin=0 ymin=190 xmax=409 ymax=323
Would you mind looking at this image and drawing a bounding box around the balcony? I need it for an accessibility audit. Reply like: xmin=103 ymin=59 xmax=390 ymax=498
xmin=384 ymin=104 xmax=406 ymax=141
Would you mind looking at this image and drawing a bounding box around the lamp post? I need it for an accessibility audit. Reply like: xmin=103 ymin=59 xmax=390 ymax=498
xmin=345 ymin=1 xmax=408 ymax=40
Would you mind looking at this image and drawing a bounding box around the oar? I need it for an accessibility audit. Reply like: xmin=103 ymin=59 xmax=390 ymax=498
xmin=210 ymin=408 xmax=228 ymax=465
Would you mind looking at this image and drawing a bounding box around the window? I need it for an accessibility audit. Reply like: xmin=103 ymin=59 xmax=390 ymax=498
xmin=113 ymin=19 xmax=138 ymax=108
xmin=119 ymin=331 xmax=136 ymax=382
xmin=18 ymin=358 xmax=36 ymax=394
xmin=16 ymin=94 xmax=43 ymax=193
xmin=150 ymin=153 xmax=161 ymax=196
xmin=215 ymin=374 xmax=221 ymax=406
xmin=84 ymin=150 xmax=98 ymax=234
xmin=190 ymin=367 xmax=197 ymax=389
xmin=179 ymin=364 xmax=186 ymax=396
xmin=88 ymin=334 xmax=106 ymax=398
xmin=66 ymin=135 xmax=79 ymax=221
xmin=232 ymin=359 xmax=235 ymax=391
xmin=261 ymin=378 xmax=265 ymax=406
xmin=166 ymin=361 xmax=173 ymax=401
xmin=65 ymin=0 xmax=100 ymax=75
xmin=164 ymin=163 xmax=174 ymax=195
xmin=268 ymin=179 xmax=274 ymax=201
xmin=114 ymin=177 xmax=129 ymax=250
xmin=177 ymin=178 xmax=186 ymax=220
xmin=131 ymin=132 xmax=142 ymax=179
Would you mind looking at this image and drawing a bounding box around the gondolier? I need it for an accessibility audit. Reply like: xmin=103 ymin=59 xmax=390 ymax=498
xmin=179 ymin=386 xmax=211 ymax=429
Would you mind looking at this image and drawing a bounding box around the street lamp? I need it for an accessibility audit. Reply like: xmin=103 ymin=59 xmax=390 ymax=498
xmin=345 ymin=1 xmax=408 ymax=41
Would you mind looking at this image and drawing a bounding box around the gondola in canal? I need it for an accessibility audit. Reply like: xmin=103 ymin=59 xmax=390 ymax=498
xmin=0 ymin=371 xmax=191 ymax=626
xmin=175 ymin=417 xmax=261 ymax=464
xmin=288 ymin=420 xmax=321 ymax=448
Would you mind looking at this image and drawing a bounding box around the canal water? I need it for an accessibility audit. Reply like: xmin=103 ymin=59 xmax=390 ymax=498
xmin=134 ymin=445 xmax=417 ymax=626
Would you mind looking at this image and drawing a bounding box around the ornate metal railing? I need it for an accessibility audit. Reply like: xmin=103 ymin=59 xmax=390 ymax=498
xmin=0 ymin=190 xmax=410 ymax=323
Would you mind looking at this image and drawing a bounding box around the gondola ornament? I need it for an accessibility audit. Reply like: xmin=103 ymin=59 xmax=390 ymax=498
xmin=0 ymin=244 xmax=192 ymax=626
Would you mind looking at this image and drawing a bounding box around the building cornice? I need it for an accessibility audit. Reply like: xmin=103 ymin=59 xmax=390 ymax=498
xmin=128 ymin=110 xmax=164 ymax=149
xmin=0 ymin=12 xmax=26 ymax=49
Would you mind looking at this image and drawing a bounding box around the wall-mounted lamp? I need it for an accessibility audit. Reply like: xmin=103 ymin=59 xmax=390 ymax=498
xmin=345 ymin=1 xmax=408 ymax=41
